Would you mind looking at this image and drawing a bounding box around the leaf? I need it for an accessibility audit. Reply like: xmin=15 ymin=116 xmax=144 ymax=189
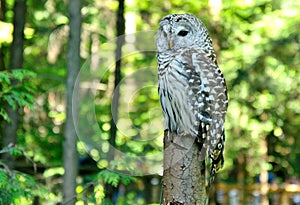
xmin=0 ymin=108 xmax=10 ymax=122
xmin=11 ymin=69 xmax=36 ymax=82
xmin=0 ymin=170 xmax=8 ymax=188
xmin=101 ymin=198 xmax=114 ymax=205
xmin=9 ymin=148 xmax=22 ymax=156
xmin=0 ymin=189 xmax=12 ymax=205
xmin=0 ymin=72 xmax=11 ymax=84
xmin=120 ymin=174 xmax=136 ymax=185
xmin=97 ymin=169 xmax=136 ymax=187
xmin=3 ymin=95 xmax=17 ymax=110
xmin=0 ymin=69 xmax=36 ymax=121
xmin=98 ymin=170 xmax=120 ymax=187
xmin=16 ymin=172 xmax=36 ymax=188
xmin=94 ymin=184 xmax=105 ymax=204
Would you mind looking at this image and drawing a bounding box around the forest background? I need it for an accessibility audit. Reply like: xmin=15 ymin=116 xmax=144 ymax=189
xmin=0 ymin=0 xmax=300 ymax=204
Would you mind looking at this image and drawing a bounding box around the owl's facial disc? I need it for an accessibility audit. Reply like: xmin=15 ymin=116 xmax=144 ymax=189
xmin=168 ymin=23 xmax=193 ymax=49
xmin=156 ymin=16 xmax=194 ymax=51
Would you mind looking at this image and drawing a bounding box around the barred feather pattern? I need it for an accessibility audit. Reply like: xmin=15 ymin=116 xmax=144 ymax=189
xmin=156 ymin=14 xmax=228 ymax=185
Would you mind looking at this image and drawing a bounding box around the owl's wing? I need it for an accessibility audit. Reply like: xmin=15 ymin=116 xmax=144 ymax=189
xmin=182 ymin=47 xmax=228 ymax=186
xmin=174 ymin=49 xmax=214 ymax=147
xmin=181 ymin=47 xmax=227 ymax=150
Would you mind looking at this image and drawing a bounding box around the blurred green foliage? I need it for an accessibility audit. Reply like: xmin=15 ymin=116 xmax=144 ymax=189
xmin=0 ymin=0 xmax=300 ymax=204
xmin=0 ymin=146 xmax=49 ymax=204
xmin=0 ymin=70 xmax=36 ymax=121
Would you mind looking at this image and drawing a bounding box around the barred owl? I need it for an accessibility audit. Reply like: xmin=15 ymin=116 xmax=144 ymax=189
xmin=156 ymin=14 xmax=228 ymax=184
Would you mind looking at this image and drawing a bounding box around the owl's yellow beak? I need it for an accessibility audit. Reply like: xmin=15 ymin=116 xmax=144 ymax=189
xmin=169 ymin=40 xmax=173 ymax=49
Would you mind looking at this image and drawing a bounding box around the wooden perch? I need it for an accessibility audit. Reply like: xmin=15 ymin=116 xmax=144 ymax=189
xmin=163 ymin=130 xmax=208 ymax=205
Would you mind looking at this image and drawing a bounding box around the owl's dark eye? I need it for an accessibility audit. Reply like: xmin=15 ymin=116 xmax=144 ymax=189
xmin=177 ymin=30 xmax=189 ymax=36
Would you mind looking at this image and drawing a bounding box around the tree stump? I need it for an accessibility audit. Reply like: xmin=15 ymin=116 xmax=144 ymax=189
xmin=163 ymin=130 xmax=208 ymax=205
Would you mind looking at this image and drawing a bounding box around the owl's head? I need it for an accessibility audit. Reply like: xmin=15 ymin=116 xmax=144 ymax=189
xmin=156 ymin=14 xmax=213 ymax=52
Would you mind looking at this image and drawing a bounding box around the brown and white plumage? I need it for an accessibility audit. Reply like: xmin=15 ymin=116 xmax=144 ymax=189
xmin=156 ymin=14 xmax=228 ymax=185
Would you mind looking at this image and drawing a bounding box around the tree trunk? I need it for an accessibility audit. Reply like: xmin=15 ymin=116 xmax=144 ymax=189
xmin=0 ymin=0 xmax=7 ymax=71
xmin=260 ymin=134 xmax=269 ymax=205
xmin=62 ymin=0 xmax=81 ymax=204
xmin=1 ymin=0 xmax=26 ymax=169
xmin=105 ymin=0 xmax=125 ymax=202
xmin=108 ymin=0 xmax=125 ymax=156
xmin=237 ymin=151 xmax=246 ymax=204
xmin=163 ymin=130 xmax=208 ymax=205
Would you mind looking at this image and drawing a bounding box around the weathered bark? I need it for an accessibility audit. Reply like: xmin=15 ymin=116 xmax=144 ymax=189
xmin=2 ymin=0 xmax=26 ymax=169
xmin=62 ymin=0 xmax=81 ymax=204
xmin=163 ymin=130 xmax=207 ymax=205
